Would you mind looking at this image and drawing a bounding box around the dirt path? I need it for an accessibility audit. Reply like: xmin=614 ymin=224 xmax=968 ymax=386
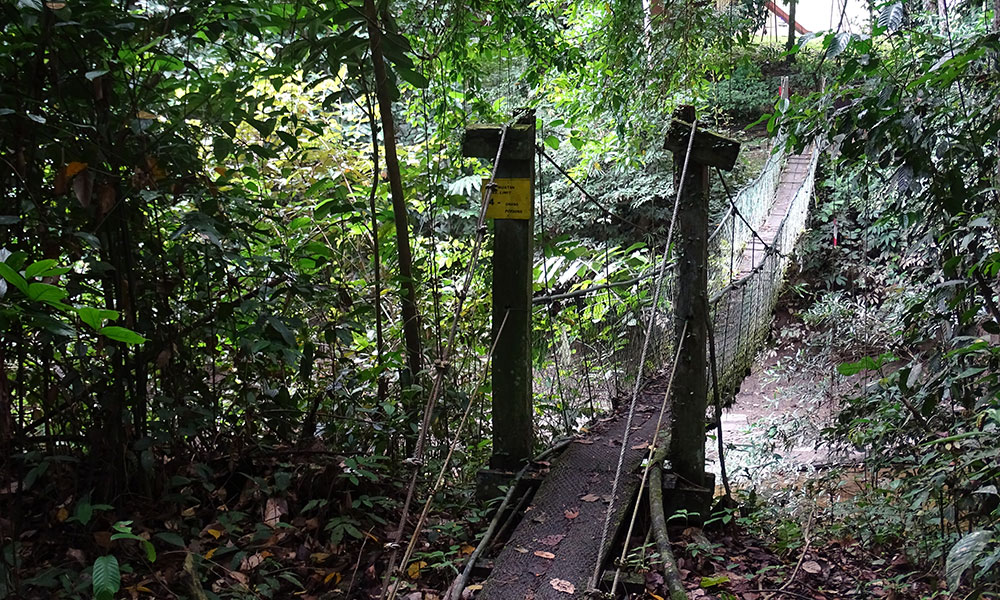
xmin=706 ymin=306 xmax=865 ymax=492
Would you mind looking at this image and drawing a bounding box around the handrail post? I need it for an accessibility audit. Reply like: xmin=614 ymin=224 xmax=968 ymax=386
xmin=462 ymin=111 xmax=537 ymax=475
xmin=663 ymin=106 xmax=741 ymax=504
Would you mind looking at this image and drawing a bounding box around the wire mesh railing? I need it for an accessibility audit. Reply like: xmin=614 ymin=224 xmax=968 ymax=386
xmin=708 ymin=142 xmax=787 ymax=296
xmin=534 ymin=140 xmax=818 ymax=437
xmin=708 ymin=145 xmax=818 ymax=401
xmin=530 ymin=139 xmax=816 ymax=438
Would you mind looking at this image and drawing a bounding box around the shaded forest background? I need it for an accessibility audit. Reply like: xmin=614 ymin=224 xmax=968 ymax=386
xmin=2 ymin=0 xmax=1000 ymax=597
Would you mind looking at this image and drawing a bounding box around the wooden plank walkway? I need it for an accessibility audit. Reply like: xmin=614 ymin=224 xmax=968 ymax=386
xmin=479 ymin=379 xmax=669 ymax=600
xmin=737 ymin=151 xmax=813 ymax=276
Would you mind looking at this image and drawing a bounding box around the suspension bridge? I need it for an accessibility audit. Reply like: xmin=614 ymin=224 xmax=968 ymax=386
xmin=456 ymin=125 xmax=819 ymax=599
xmin=378 ymin=94 xmax=820 ymax=600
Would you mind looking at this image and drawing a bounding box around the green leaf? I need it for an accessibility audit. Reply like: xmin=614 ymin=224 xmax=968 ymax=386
xmin=393 ymin=66 xmax=428 ymax=89
xmin=99 ymin=326 xmax=148 ymax=345
xmin=76 ymin=306 xmax=120 ymax=331
xmin=331 ymin=6 xmax=364 ymax=24
xmin=213 ymin=136 xmax=234 ymax=162
xmin=17 ymin=0 xmax=42 ymax=12
xmin=947 ymin=530 xmax=992 ymax=591
xmin=544 ymin=135 xmax=560 ymax=150
xmin=700 ymin=575 xmax=730 ymax=587
xmin=24 ymin=260 xmax=57 ymax=279
xmin=301 ymin=498 xmax=327 ymax=513
xmin=111 ymin=531 xmax=157 ymax=562
xmin=92 ymin=555 xmax=121 ymax=600
xmin=826 ymin=32 xmax=852 ymax=59
xmin=27 ymin=282 xmax=67 ymax=304
xmin=85 ymin=69 xmax=109 ymax=81
xmin=0 ymin=263 xmax=28 ymax=296
xmin=276 ymin=130 xmax=298 ymax=150
xmin=154 ymin=531 xmax=186 ymax=547
xmin=837 ymin=353 xmax=895 ymax=376
xmin=877 ymin=2 xmax=904 ymax=32
xmin=268 ymin=316 xmax=296 ymax=346
xmin=75 ymin=499 xmax=93 ymax=525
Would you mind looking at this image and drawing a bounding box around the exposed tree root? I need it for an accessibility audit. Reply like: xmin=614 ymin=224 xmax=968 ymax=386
xmin=649 ymin=444 xmax=690 ymax=600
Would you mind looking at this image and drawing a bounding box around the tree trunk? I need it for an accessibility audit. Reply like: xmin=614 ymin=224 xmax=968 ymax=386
xmin=364 ymin=0 xmax=423 ymax=386
xmin=364 ymin=89 xmax=388 ymax=407
xmin=785 ymin=0 xmax=797 ymax=61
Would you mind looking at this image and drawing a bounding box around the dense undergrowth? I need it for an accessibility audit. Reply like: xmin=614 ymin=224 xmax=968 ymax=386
xmin=2 ymin=0 xmax=1000 ymax=597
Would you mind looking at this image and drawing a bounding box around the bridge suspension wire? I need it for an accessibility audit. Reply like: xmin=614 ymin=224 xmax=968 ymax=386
xmin=609 ymin=320 xmax=688 ymax=597
xmin=716 ymin=166 xmax=783 ymax=258
xmin=532 ymin=268 xmax=662 ymax=305
xmin=589 ymin=117 xmax=699 ymax=593
xmin=708 ymin=144 xmax=785 ymax=271
xmin=381 ymin=109 xmax=532 ymax=600
xmin=531 ymin=142 xmax=669 ymax=306
xmin=388 ymin=308 xmax=512 ymax=600
xmin=535 ymin=144 xmax=645 ymax=231
xmin=536 ymin=144 xmax=572 ymax=434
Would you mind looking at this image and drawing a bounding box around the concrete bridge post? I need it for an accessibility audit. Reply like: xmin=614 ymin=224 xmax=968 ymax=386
xmin=663 ymin=106 xmax=741 ymax=497
xmin=462 ymin=111 xmax=537 ymax=474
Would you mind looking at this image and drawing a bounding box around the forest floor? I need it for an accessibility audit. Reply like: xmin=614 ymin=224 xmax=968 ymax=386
xmin=684 ymin=293 xmax=946 ymax=600
xmin=3 ymin=300 xmax=948 ymax=600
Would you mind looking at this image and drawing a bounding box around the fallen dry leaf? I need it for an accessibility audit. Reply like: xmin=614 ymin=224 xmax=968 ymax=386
xmin=406 ymin=560 xmax=427 ymax=579
xmin=264 ymin=497 xmax=288 ymax=527
xmin=549 ymin=578 xmax=575 ymax=594
xmin=580 ymin=493 xmax=600 ymax=502
xmin=539 ymin=534 xmax=565 ymax=546
xmin=93 ymin=531 xmax=112 ymax=550
xmin=65 ymin=162 xmax=88 ymax=179
xmin=240 ymin=550 xmax=271 ymax=571
xmin=801 ymin=560 xmax=822 ymax=574
xmin=515 ymin=546 xmax=529 ymax=553
xmin=631 ymin=441 xmax=649 ymax=450
xmin=124 ymin=582 xmax=153 ymax=598
xmin=533 ymin=551 xmax=555 ymax=559
xmin=573 ymin=439 xmax=594 ymax=445
xmin=459 ymin=544 xmax=476 ymax=556
xmin=564 ymin=508 xmax=579 ymax=519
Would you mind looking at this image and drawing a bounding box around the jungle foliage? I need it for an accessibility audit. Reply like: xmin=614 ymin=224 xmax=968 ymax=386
xmin=780 ymin=3 xmax=1000 ymax=592
xmin=3 ymin=0 xmax=1000 ymax=596
xmin=0 ymin=0 xmax=770 ymax=596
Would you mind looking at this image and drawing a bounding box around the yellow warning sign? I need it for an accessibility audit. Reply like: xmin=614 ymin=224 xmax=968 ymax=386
xmin=483 ymin=178 xmax=532 ymax=220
